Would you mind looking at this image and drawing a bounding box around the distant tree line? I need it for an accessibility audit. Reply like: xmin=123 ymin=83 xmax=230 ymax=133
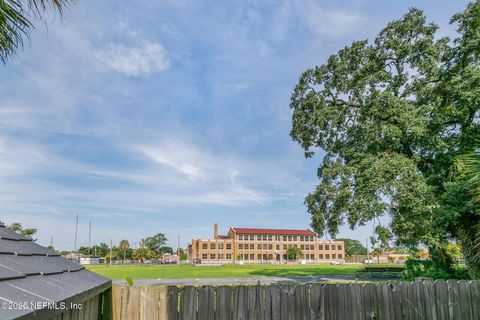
xmin=3 ymin=221 xmax=188 ymax=262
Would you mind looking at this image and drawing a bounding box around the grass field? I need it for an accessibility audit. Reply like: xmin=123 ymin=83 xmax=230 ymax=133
xmin=86 ymin=264 xmax=369 ymax=280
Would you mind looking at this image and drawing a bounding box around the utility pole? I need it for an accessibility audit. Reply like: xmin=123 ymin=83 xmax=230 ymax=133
xmin=366 ymin=238 xmax=370 ymax=273
xmin=73 ymin=214 xmax=79 ymax=252
xmin=109 ymin=239 xmax=113 ymax=268
xmin=88 ymin=220 xmax=92 ymax=255
xmin=177 ymin=235 xmax=181 ymax=265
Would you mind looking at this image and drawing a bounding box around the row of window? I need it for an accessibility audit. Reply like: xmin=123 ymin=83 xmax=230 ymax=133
xmin=202 ymin=253 xmax=233 ymax=260
xmin=201 ymin=253 xmax=344 ymax=260
xmin=199 ymin=243 xmax=342 ymax=251
xmin=237 ymin=234 xmax=316 ymax=242
xmin=201 ymin=243 xmax=232 ymax=250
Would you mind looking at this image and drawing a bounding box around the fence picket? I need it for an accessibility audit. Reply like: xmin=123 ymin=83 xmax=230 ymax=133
xmin=115 ymin=279 xmax=480 ymax=320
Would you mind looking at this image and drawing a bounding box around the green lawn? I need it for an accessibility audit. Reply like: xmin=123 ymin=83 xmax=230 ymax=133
xmin=86 ymin=264 xmax=367 ymax=280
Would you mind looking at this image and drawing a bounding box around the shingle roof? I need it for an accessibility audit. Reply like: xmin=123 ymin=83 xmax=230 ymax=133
xmin=232 ymin=227 xmax=317 ymax=236
xmin=0 ymin=222 xmax=111 ymax=319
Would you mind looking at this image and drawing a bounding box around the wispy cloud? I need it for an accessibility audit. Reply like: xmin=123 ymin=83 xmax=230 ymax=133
xmin=95 ymin=41 xmax=169 ymax=77
xmin=297 ymin=1 xmax=367 ymax=37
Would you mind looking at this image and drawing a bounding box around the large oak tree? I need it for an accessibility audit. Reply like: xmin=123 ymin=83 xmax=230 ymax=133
xmin=290 ymin=2 xmax=480 ymax=277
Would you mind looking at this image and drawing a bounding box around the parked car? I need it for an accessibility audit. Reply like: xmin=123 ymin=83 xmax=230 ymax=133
xmin=330 ymin=259 xmax=344 ymax=265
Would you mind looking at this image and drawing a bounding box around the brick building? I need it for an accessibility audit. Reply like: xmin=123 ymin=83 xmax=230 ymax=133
xmin=188 ymin=224 xmax=344 ymax=264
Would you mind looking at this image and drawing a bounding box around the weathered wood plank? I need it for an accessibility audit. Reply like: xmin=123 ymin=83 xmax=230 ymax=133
xmin=197 ymin=286 xmax=214 ymax=320
xmin=233 ymin=285 xmax=248 ymax=320
xmin=447 ymin=280 xmax=461 ymax=320
xmin=412 ymin=281 xmax=425 ymax=319
xmin=390 ymin=282 xmax=403 ymax=320
xmin=309 ymin=283 xmax=323 ymax=320
xmin=294 ymin=283 xmax=308 ymax=320
xmin=458 ymin=280 xmax=473 ymax=320
xmin=181 ymin=286 xmax=197 ymax=320
xmin=435 ymin=280 xmax=449 ymax=320
xmin=266 ymin=285 xmax=281 ymax=320
xmin=280 ymin=285 xmax=296 ymax=320
xmin=112 ymin=286 xmax=123 ymax=320
xmin=471 ymin=280 xmax=480 ymax=320
xmin=215 ymin=286 xmax=232 ymax=320
xmin=422 ymin=280 xmax=437 ymax=320
xmin=167 ymin=286 xmax=179 ymax=320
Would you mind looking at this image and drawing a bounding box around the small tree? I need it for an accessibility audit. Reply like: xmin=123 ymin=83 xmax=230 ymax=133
xmin=133 ymin=248 xmax=154 ymax=263
xmin=144 ymin=233 xmax=168 ymax=255
xmin=287 ymin=247 xmax=303 ymax=261
xmin=335 ymin=238 xmax=367 ymax=256
xmin=9 ymin=223 xmax=37 ymax=240
xmin=372 ymin=248 xmax=383 ymax=264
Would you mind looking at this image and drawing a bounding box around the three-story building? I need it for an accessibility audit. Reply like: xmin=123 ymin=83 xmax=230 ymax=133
xmin=188 ymin=224 xmax=345 ymax=264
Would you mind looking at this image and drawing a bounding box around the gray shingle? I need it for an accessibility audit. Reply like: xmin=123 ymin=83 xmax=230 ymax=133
xmin=0 ymin=239 xmax=60 ymax=256
xmin=0 ymin=225 xmax=111 ymax=319
xmin=0 ymin=227 xmax=31 ymax=241
xmin=0 ymin=264 xmax=25 ymax=281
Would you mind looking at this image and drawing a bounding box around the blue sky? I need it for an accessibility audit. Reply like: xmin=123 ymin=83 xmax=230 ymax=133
xmin=0 ymin=0 xmax=471 ymax=250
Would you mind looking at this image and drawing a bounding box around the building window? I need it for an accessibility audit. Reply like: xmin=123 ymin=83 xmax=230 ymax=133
xmin=258 ymin=244 xmax=262 ymax=249
xmin=244 ymin=254 xmax=249 ymax=260
xmin=300 ymin=245 xmax=304 ymax=250
xmin=250 ymin=244 xmax=254 ymax=249
xmin=283 ymin=254 xmax=288 ymax=260
xmin=219 ymin=243 xmax=224 ymax=250
xmin=219 ymin=254 xmax=224 ymax=259
xmin=283 ymin=244 xmax=287 ymax=250
xmin=288 ymin=235 xmax=292 ymax=241
xmin=202 ymin=254 xmax=208 ymax=259
xmin=227 ymin=254 xmax=232 ymax=259
xmin=338 ymin=254 xmax=343 ymax=259
xmin=319 ymin=245 xmax=323 ymax=250
xmin=226 ymin=244 xmax=231 ymax=250
xmin=276 ymin=245 xmax=280 ymax=250
xmin=239 ymin=244 xmax=243 ymax=249
xmin=238 ymin=235 xmax=243 ymax=240
xmin=283 ymin=236 xmax=287 ymax=241
xmin=258 ymin=254 xmax=262 ymax=260
xmin=268 ymin=235 xmax=272 ymax=241
xmin=338 ymin=245 xmax=342 ymax=250
xmin=325 ymin=245 xmax=330 ymax=250
xmin=332 ymin=254 xmax=336 ymax=259
xmin=263 ymin=235 xmax=268 ymax=241
xmin=250 ymin=254 xmax=254 ymax=260
xmin=300 ymin=236 xmax=304 ymax=241
xmin=249 ymin=235 xmax=254 ymax=241
xmin=326 ymin=254 xmax=330 ymax=259
xmin=319 ymin=254 xmax=324 ymax=259
xmin=268 ymin=244 xmax=273 ymax=250
xmin=202 ymin=243 xmax=208 ymax=250
xmin=210 ymin=254 xmax=216 ymax=259
xmin=210 ymin=244 xmax=216 ymax=250
xmin=293 ymin=236 xmax=297 ymax=241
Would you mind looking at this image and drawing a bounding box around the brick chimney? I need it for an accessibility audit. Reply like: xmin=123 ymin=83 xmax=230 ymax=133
xmin=214 ymin=223 xmax=218 ymax=239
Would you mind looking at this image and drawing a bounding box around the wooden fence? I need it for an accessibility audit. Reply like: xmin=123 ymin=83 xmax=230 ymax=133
xmin=112 ymin=280 xmax=480 ymax=320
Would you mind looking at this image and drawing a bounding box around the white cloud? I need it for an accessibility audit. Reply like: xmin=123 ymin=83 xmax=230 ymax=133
xmin=95 ymin=41 xmax=169 ymax=77
xmin=298 ymin=1 xmax=367 ymax=37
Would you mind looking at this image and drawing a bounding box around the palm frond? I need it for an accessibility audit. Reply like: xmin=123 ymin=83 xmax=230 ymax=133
xmin=459 ymin=151 xmax=480 ymax=202
xmin=0 ymin=0 xmax=72 ymax=63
